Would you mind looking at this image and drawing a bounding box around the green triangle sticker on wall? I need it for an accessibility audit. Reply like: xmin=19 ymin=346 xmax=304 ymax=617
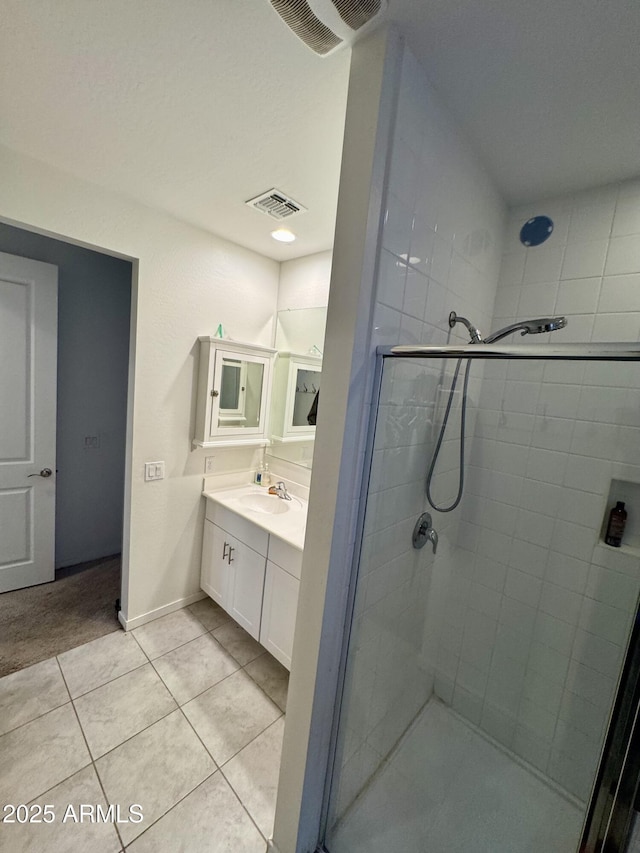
xmin=214 ymin=323 xmax=225 ymax=339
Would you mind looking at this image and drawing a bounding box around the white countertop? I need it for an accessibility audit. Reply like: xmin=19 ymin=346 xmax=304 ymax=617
xmin=202 ymin=484 xmax=308 ymax=550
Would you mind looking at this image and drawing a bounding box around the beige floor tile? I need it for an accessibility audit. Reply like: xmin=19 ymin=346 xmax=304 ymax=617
xmin=132 ymin=610 xmax=206 ymax=660
xmin=152 ymin=633 xmax=239 ymax=705
xmin=0 ymin=704 xmax=90 ymax=806
xmin=245 ymin=653 xmax=289 ymax=712
xmin=58 ymin=630 xmax=147 ymax=698
xmin=183 ymin=669 xmax=281 ymax=766
xmin=188 ymin=597 xmax=231 ymax=631
xmin=1 ymin=766 xmax=121 ymax=853
xmin=95 ymin=709 xmax=215 ymax=845
xmin=223 ymin=717 xmax=285 ymax=838
xmin=212 ymin=622 xmax=264 ymax=666
xmin=126 ymin=772 xmax=265 ymax=852
xmin=74 ymin=663 xmax=177 ymax=758
xmin=0 ymin=657 xmax=69 ymax=736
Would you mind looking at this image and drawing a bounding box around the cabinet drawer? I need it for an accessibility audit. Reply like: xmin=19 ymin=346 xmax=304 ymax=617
xmin=205 ymin=500 xmax=268 ymax=556
xmin=267 ymin=535 xmax=303 ymax=580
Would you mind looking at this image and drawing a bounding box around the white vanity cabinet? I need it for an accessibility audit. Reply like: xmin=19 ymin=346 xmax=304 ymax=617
xmin=200 ymin=499 xmax=301 ymax=667
xmin=201 ymin=520 xmax=266 ymax=639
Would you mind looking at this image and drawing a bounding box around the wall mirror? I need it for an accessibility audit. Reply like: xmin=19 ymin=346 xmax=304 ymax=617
xmin=268 ymin=307 xmax=327 ymax=470
xmin=217 ymin=356 xmax=264 ymax=428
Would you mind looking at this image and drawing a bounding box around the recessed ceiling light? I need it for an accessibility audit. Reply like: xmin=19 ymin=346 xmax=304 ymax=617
xmin=271 ymin=228 xmax=296 ymax=243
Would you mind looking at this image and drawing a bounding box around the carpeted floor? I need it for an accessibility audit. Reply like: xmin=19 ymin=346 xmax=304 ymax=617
xmin=0 ymin=555 xmax=121 ymax=678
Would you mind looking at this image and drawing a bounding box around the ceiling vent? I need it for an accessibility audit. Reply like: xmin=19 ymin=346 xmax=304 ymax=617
xmin=245 ymin=189 xmax=307 ymax=220
xmin=268 ymin=0 xmax=387 ymax=57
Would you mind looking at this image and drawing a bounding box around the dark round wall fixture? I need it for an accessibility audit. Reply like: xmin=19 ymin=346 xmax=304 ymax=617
xmin=520 ymin=215 xmax=554 ymax=247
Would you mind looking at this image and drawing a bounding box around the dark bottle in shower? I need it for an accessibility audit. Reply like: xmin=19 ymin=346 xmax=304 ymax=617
xmin=605 ymin=501 xmax=627 ymax=548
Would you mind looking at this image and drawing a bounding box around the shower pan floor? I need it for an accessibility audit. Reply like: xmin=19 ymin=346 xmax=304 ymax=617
xmin=328 ymin=699 xmax=583 ymax=853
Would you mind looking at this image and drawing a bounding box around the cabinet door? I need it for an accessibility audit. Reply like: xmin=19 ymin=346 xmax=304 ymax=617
xmin=227 ymin=539 xmax=266 ymax=640
xmin=201 ymin=521 xmax=231 ymax=606
xmin=260 ymin=561 xmax=299 ymax=670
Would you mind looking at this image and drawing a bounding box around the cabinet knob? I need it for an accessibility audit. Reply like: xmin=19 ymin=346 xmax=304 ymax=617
xmin=211 ymin=390 xmax=219 ymax=397
xmin=227 ymin=546 xmax=235 ymax=564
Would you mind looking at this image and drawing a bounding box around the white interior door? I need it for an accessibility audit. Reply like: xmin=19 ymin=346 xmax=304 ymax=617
xmin=0 ymin=251 xmax=58 ymax=592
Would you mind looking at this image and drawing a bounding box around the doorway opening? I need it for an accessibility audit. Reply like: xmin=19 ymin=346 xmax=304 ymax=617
xmin=0 ymin=222 xmax=134 ymax=677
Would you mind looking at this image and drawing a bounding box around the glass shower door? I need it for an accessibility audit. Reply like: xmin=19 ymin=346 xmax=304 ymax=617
xmin=324 ymin=349 xmax=640 ymax=853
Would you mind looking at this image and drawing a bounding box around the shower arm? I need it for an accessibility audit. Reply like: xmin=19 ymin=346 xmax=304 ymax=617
xmin=448 ymin=311 xmax=482 ymax=344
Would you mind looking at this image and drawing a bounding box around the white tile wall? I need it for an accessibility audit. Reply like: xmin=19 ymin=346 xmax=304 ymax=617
xmin=330 ymin=42 xmax=505 ymax=820
xmin=432 ymin=356 xmax=640 ymax=801
xmin=434 ymin=178 xmax=640 ymax=799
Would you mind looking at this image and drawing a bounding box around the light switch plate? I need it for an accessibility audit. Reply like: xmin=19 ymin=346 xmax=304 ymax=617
xmin=145 ymin=461 xmax=165 ymax=481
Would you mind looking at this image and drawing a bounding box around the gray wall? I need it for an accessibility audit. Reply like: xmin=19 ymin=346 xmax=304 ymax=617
xmin=0 ymin=223 xmax=131 ymax=568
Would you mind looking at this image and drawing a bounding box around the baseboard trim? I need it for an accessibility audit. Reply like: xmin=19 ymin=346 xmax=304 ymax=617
xmin=118 ymin=591 xmax=208 ymax=631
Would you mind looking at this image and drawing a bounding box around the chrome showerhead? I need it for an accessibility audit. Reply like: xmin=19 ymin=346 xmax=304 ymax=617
xmin=524 ymin=317 xmax=568 ymax=335
xmin=483 ymin=316 xmax=567 ymax=344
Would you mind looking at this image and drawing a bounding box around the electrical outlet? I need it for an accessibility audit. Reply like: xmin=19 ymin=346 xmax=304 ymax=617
xmin=205 ymin=456 xmax=216 ymax=474
xmin=84 ymin=435 xmax=100 ymax=449
xmin=144 ymin=461 xmax=165 ymax=481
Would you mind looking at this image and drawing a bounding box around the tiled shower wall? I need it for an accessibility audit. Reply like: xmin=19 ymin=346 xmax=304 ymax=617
xmin=431 ymin=181 xmax=640 ymax=801
xmin=494 ymin=180 xmax=640 ymax=343
xmin=330 ymin=42 xmax=505 ymax=818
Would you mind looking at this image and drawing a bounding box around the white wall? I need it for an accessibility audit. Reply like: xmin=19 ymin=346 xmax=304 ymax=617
xmin=0 ymin=144 xmax=280 ymax=623
xmin=494 ymin=180 xmax=640 ymax=342
xmin=277 ymin=250 xmax=332 ymax=312
xmin=0 ymin=222 xmax=132 ymax=568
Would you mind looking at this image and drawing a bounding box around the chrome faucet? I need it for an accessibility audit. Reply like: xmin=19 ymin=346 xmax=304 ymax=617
xmin=271 ymin=481 xmax=292 ymax=501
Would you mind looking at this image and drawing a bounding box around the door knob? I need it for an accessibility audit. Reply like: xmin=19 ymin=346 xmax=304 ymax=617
xmin=28 ymin=468 xmax=53 ymax=478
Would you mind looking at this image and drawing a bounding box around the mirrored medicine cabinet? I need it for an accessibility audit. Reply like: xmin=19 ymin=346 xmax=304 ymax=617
xmin=193 ymin=337 xmax=277 ymax=447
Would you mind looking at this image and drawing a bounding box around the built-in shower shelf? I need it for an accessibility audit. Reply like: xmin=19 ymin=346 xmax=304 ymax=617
xmin=598 ymin=541 xmax=640 ymax=560
xmin=593 ymin=542 xmax=640 ymax=576
xmin=599 ymin=480 xmax=640 ymax=555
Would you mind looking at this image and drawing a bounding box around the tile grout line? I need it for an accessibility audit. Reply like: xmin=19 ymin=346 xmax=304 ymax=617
xmin=54 ymin=656 xmax=127 ymax=851
xmin=69 ymin=659 xmax=149 ymax=701
xmin=218 ymin=762 xmax=271 ymax=844
xmin=116 ymin=768 xmax=220 ymax=850
xmin=218 ymin=712 xmax=287 ymax=841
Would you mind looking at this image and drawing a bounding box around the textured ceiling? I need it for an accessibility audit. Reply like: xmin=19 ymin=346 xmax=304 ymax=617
xmin=0 ymin=0 xmax=351 ymax=260
xmin=1 ymin=0 xmax=639 ymax=260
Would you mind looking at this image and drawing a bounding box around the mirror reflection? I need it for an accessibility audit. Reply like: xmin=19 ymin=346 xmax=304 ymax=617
xmin=217 ymin=357 xmax=264 ymax=429
xmin=292 ymin=368 xmax=319 ymax=427
xmin=269 ymin=307 xmax=327 ymax=470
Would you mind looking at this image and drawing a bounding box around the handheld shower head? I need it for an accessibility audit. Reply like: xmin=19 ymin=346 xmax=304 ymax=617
xmin=483 ymin=316 xmax=567 ymax=344
xmin=523 ymin=317 xmax=568 ymax=335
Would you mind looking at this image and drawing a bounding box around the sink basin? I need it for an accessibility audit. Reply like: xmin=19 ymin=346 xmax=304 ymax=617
xmin=238 ymin=493 xmax=293 ymax=515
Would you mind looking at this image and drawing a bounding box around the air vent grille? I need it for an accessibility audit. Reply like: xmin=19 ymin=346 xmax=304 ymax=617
xmin=245 ymin=189 xmax=307 ymax=220
xmin=333 ymin=0 xmax=381 ymax=30
xmin=269 ymin=0 xmax=342 ymax=55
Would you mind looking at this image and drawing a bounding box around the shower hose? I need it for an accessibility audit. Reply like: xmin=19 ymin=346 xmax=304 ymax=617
xmin=425 ymin=357 xmax=472 ymax=513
